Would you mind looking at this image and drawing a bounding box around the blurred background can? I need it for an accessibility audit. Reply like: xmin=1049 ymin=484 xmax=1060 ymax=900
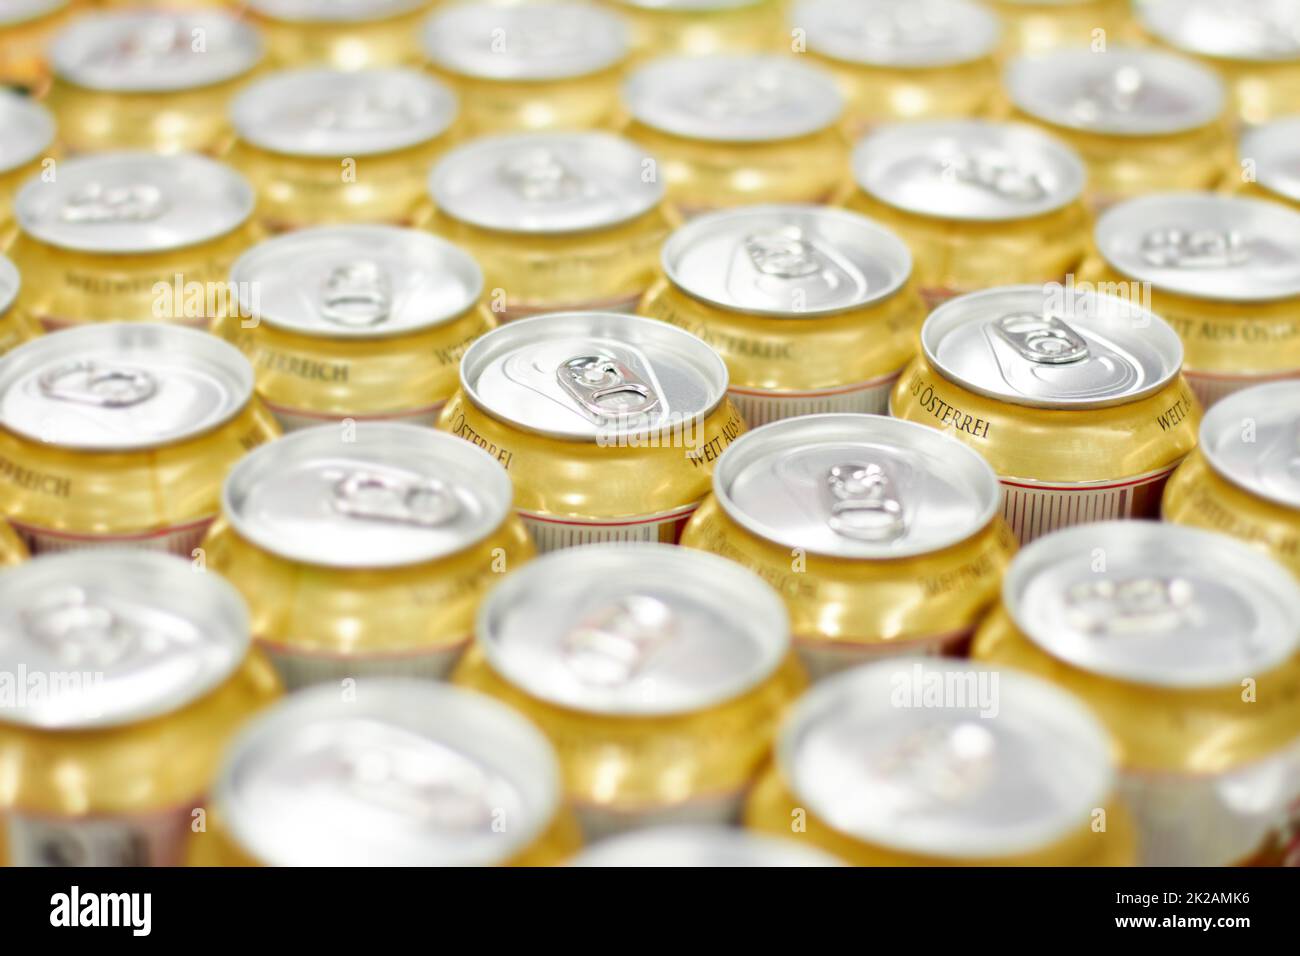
xmin=606 ymin=0 xmax=785 ymax=60
xmin=0 ymin=254 xmax=40 ymax=357
xmin=1239 ymin=116 xmax=1300 ymax=210
xmin=246 ymin=0 xmax=434 ymax=70
xmin=0 ymin=0 xmax=74 ymax=94
xmin=0 ymin=91 xmax=55 ymax=247
xmin=988 ymin=0 xmax=1139 ymax=59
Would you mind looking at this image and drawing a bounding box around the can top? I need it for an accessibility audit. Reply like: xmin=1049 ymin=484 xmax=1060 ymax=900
xmin=921 ymin=285 xmax=1183 ymax=409
xmin=0 ymin=323 xmax=255 ymax=452
xmin=1242 ymin=117 xmax=1300 ymax=205
xmin=50 ymin=12 xmax=262 ymax=93
xmin=423 ymin=3 xmax=627 ymax=81
xmin=0 ymin=550 xmax=250 ymax=731
xmin=1139 ymin=0 xmax=1300 ymax=63
xmin=0 ymin=90 xmax=55 ymax=175
xmin=477 ymin=544 xmax=790 ymax=716
xmin=852 ymin=120 xmax=1085 ymax=221
xmin=715 ymin=414 xmax=1000 ymax=558
xmin=1006 ymin=521 xmax=1300 ymax=688
xmin=1006 ymin=48 xmax=1225 ymax=136
xmin=571 ymin=826 xmax=843 ymax=866
xmin=1199 ymin=381 xmax=1300 ymax=509
xmin=231 ymin=226 xmax=482 ymax=338
xmin=248 ymin=0 xmax=429 ymax=22
xmin=460 ymin=311 xmax=727 ymax=441
xmin=0 ymin=255 xmax=18 ymax=317
xmin=430 ymin=132 xmax=662 ymax=234
xmin=779 ymin=659 xmax=1115 ymax=860
xmin=662 ymin=205 xmax=912 ymax=317
xmin=217 ymin=680 xmax=562 ymax=867
xmin=0 ymin=0 xmax=66 ymax=26
xmin=15 ymin=152 xmax=254 ymax=254
xmin=623 ymin=55 xmax=843 ymax=143
xmin=793 ymin=0 xmax=1000 ymax=68
xmin=224 ymin=423 xmax=514 ymax=568
xmin=231 ymin=68 xmax=457 ymax=158
xmin=1095 ymin=193 xmax=1300 ymax=302
xmin=613 ymin=0 xmax=763 ymax=8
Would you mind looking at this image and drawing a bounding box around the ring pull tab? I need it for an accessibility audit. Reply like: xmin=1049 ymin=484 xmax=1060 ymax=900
xmin=744 ymin=228 xmax=823 ymax=279
xmin=311 ymin=88 xmax=424 ymax=132
xmin=698 ymin=67 xmax=783 ymax=120
xmin=59 ymin=182 xmax=168 ymax=224
xmin=563 ymin=595 xmax=675 ymax=687
xmin=1070 ymin=64 xmax=1145 ymax=124
xmin=1139 ymin=227 xmax=1249 ymax=269
xmin=92 ymin=20 xmax=188 ymax=70
xmin=1065 ymin=576 xmax=1198 ymax=637
xmin=319 ymin=261 xmax=392 ymax=328
xmin=499 ymin=147 xmax=584 ymax=203
xmin=21 ymin=586 xmax=135 ymax=669
xmin=37 ymin=360 xmax=159 ymax=408
xmin=556 ymin=355 xmax=661 ymax=423
xmin=876 ymin=723 xmax=998 ymax=806
xmin=331 ymin=470 xmax=461 ymax=528
xmin=992 ymin=312 xmax=1091 ymax=365
xmin=826 ymin=461 xmax=908 ymax=542
xmin=334 ymin=733 xmax=495 ymax=828
xmin=945 ymin=152 xmax=1049 ymax=203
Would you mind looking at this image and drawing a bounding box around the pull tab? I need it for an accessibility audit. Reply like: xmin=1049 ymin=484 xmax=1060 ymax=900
xmin=37 ymin=360 xmax=158 ymax=408
xmin=563 ymin=595 xmax=675 ymax=687
xmin=992 ymin=312 xmax=1090 ymax=365
xmin=90 ymin=20 xmax=189 ymax=70
xmin=331 ymin=470 xmax=460 ymax=528
xmin=1140 ymin=227 xmax=1249 ymax=269
xmin=21 ymin=586 xmax=135 ymax=668
xmin=946 ymin=152 xmax=1048 ymax=203
xmin=856 ymin=2 xmax=951 ymax=47
xmin=1065 ymin=576 xmax=1199 ymax=637
xmin=556 ymin=355 xmax=661 ymax=423
xmin=59 ymin=182 xmax=167 ymax=224
xmin=498 ymin=148 xmax=584 ymax=203
xmin=310 ymin=89 xmax=427 ymax=132
xmin=745 ymin=228 xmax=823 ymax=279
xmin=318 ymin=262 xmax=391 ymax=328
xmin=876 ymin=722 xmax=997 ymax=806
xmin=826 ymin=462 xmax=907 ymax=542
xmin=698 ymin=68 xmax=783 ymax=120
xmin=1070 ymin=65 xmax=1144 ymax=124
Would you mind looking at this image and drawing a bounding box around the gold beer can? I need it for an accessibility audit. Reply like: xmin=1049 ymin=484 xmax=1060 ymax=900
xmin=229 ymin=67 xmax=458 ymax=232
xmin=219 ymin=225 xmax=493 ymax=429
xmin=745 ymin=658 xmax=1135 ymax=865
xmin=973 ymin=521 xmax=1300 ymax=866
xmin=422 ymin=2 xmax=629 ymax=137
xmin=621 ymin=54 xmax=849 ymax=217
xmin=203 ymin=423 xmax=535 ymax=688
xmin=890 ymin=285 xmax=1200 ymax=545
xmin=789 ymin=0 xmax=1002 ymax=139
xmin=1087 ymin=193 xmax=1300 ymax=407
xmin=0 ymin=0 xmax=73 ymax=94
xmin=681 ymin=414 xmax=1015 ymax=677
xmin=0 ymin=91 xmax=55 ymax=246
xmin=987 ymin=0 xmax=1138 ymax=59
xmin=246 ymin=0 xmax=434 ymax=71
xmin=454 ymin=543 xmax=807 ymax=838
xmin=0 ymin=514 xmax=29 ymax=566
xmin=0 ymin=549 xmax=281 ymax=866
xmin=606 ymin=0 xmax=785 ymax=60
xmin=1239 ymin=116 xmax=1300 ymax=211
xmin=847 ymin=120 xmax=1089 ymax=309
xmin=9 ymin=152 xmax=259 ymax=331
xmin=642 ymin=205 xmax=925 ymax=425
xmin=1163 ymin=381 xmax=1300 ymax=579
xmin=0 ymin=323 xmax=280 ymax=554
xmin=571 ymin=825 xmax=844 ymax=865
xmin=1005 ymin=48 xmax=1233 ymax=211
xmin=0 ymin=254 xmax=40 ymax=357
xmin=428 ymin=132 xmax=670 ymax=320
xmin=438 ymin=311 xmax=745 ymax=551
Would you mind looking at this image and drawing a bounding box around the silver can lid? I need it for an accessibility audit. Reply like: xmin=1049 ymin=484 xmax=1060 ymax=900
xmin=223 ymin=423 xmax=514 ymax=569
xmin=0 ymin=0 xmax=66 ymax=27
xmin=662 ymin=204 xmax=912 ymax=317
xmin=1095 ymin=193 xmax=1300 ymax=302
xmin=793 ymin=0 xmax=1000 ymax=68
xmin=232 ymin=68 xmax=457 ymax=158
xmin=1006 ymin=521 xmax=1300 ymax=689
xmin=15 ymin=152 xmax=254 ymax=254
xmin=921 ymin=285 xmax=1183 ymax=409
xmin=0 ymin=91 xmax=54 ymax=175
xmin=217 ymin=680 xmax=562 ymax=867
xmin=477 ymin=544 xmax=790 ymax=716
xmin=852 ymin=120 xmax=1085 ymax=221
xmin=1199 ymin=381 xmax=1300 ymax=510
xmin=430 ymin=132 xmax=662 ymax=234
xmin=779 ymin=659 xmax=1115 ymax=860
xmin=714 ymin=414 xmax=1000 ymax=559
xmin=461 ymin=311 xmax=727 ymax=441
xmin=1139 ymin=0 xmax=1300 ymax=63
xmin=624 ymin=55 xmax=843 ymax=142
xmin=615 ymin=0 xmax=762 ymax=8
xmin=0 ymin=549 xmax=250 ymax=730
xmin=1006 ymin=48 xmax=1225 ymax=136
xmin=50 ymin=12 xmax=262 ymax=93
xmin=231 ymin=226 xmax=482 ymax=339
xmin=1242 ymin=117 xmax=1300 ymax=205
xmin=0 ymin=323 xmax=254 ymax=452
xmin=423 ymin=3 xmax=627 ymax=81
xmin=571 ymin=826 xmax=843 ymax=866
xmin=248 ymin=0 xmax=429 ymax=22
xmin=0 ymin=255 xmax=19 ymax=318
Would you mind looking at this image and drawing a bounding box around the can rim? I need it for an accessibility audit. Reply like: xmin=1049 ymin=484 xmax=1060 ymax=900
xmin=1241 ymin=117 xmax=1300 ymax=204
xmin=792 ymin=0 xmax=1001 ymax=69
xmin=0 ymin=255 xmax=19 ymax=317
xmin=570 ymin=825 xmax=845 ymax=866
xmin=0 ymin=91 xmax=55 ymax=174
xmin=613 ymin=0 xmax=766 ymax=10
xmin=246 ymin=0 xmax=429 ymax=23
xmin=1199 ymin=380 xmax=1300 ymax=509
xmin=1138 ymin=0 xmax=1300 ymax=64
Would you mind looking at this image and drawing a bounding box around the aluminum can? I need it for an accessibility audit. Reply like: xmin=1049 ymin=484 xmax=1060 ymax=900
xmin=247 ymin=0 xmax=434 ymax=70
xmin=986 ymin=0 xmax=1139 ymax=59
xmin=621 ymin=54 xmax=848 ymax=218
xmin=453 ymin=543 xmax=807 ymax=838
xmin=1163 ymin=381 xmax=1300 ymax=580
xmin=428 ymin=132 xmax=670 ymax=321
xmin=641 ymin=205 xmax=925 ymax=425
xmin=217 ymin=225 xmax=493 ymax=429
xmin=605 ymin=0 xmax=785 ymax=60
xmin=438 ymin=311 xmax=745 ymax=550
xmin=889 ymin=284 xmax=1201 ymax=544
xmin=745 ymin=658 xmax=1135 ymax=865
xmin=0 ymin=254 xmax=40 ymax=357
xmin=1086 ymin=193 xmax=1300 ymax=407
xmin=0 ymin=549 xmax=281 ymax=866
xmin=1239 ymin=116 xmax=1300 ymax=210
xmin=1005 ymin=48 xmax=1233 ymax=211
xmin=0 ymin=0 xmax=73 ymax=94
xmin=0 ymin=91 xmax=55 ymax=245
xmin=681 ymin=414 xmax=1014 ymax=677
xmin=0 ymin=323 xmax=280 ymax=555
xmin=973 ymin=521 xmax=1300 ymax=866
xmin=8 ymin=152 xmax=260 ymax=331
xmin=847 ymin=120 xmax=1089 ymax=309
xmin=570 ymin=825 xmax=843 ymax=866
xmin=422 ymin=2 xmax=629 ymax=136
xmin=45 ymin=11 xmax=263 ymax=156
xmin=0 ymin=515 xmax=28 ymax=566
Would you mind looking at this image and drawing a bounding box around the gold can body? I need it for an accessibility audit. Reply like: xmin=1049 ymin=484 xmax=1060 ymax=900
xmin=0 ymin=300 xmax=40 ymax=356
xmin=1148 ymin=48 xmax=1300 ymax=127
xmin=990 ymin=0 xmax=1139 ymax=59
xmin=0 ymin=3 xmax=73 ymax=94
xmin=252 ymin=4 xmax=432 ymax=71
xmin=820 ymin=56 xmax=1001 ymax=140
xmin=611 ymin=0 xmax=786 ymax=60
xmin=427 ymin=65 xmax=624 ymax=137
xmin=0 ymin=516 xmax=28 ymax=566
